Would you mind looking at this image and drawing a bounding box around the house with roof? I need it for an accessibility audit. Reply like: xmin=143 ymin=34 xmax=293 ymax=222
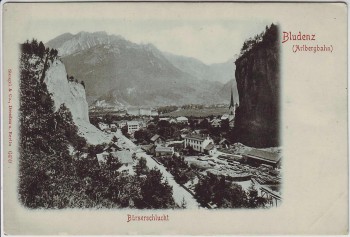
xmin=184 ymin=134 xmax=215 ymax=153
xmin=168 ymin=141 xmax=184 ymax=152
xmin=111 ymin=150 xmax=134 ymax=166
xmin=243 ymin=149 xmax=281 ymax=169
xmin=219 ymin=138 xmax=230 ymax=148
xmin=155 ymin=146 xmax=174 ymax=157
xmin=96 ymin=151 xmax=109 ymax=164
xmin=211 ymin=119 xmax=221 ymax=128
xmin=96 ymin=149 xmax=134 ymax=167
xmin=169 ymin=118 xmax=177 ymax=124
xmin=150 ymin=134 xmax=166 ymax=146
xmin=115 ymin=120 xmax=127 ymax=128
xmin=110 ymin=124 xmax=118 ymax=129
xmin=159 ymin=117 xmax=170 ymax=121
xmin=104 ymin=142 xmax=121 ymax=152
xmin=127 ymin=121 xmax=140 ymax=134
xmin=176 ymin=116 xmax=188 ymax=124
xmin=221 ymin=114 xmax=230 ymax=120
xmin=141 ymin=144 xmax=156 ymax=155
xmin=204 ymin=143 xmax=217 ymax=155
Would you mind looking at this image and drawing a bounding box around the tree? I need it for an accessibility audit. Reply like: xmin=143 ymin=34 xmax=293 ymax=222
xmin=134 ymin=157 xmax=148 ymax=176
xmin=220 ymin=119 xmax=230 ymax=132
xmin=246 ymin=183 xmax=267 ymax=208
xmin=121 ymin=125 xmax=129 ymax=137
xmin=198 ymin=119 xmax=210 ymax=129
xmin=134 ymin=129 xmax=150 ymax=143
xmin=38 ymin=41 xmax=45 ymax=59
xmin=194 ymin=174 xmax=248 ymax=208
xmin=138 ymin=168 xmax=175 ymax=209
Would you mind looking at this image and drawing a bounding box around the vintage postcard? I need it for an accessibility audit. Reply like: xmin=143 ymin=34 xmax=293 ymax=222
xmin=1 ymin=1 xmax=348 ymax=235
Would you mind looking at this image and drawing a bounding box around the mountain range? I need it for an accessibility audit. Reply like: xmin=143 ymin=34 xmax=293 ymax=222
xmin=46 ymin=31 xmax=238 ymax=107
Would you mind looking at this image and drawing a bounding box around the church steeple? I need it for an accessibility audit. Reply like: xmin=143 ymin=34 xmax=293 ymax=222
xmin=229 ymin=87 xmax=234 ymax=115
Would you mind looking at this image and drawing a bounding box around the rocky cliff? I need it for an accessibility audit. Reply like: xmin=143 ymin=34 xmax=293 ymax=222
xmin=233 ymin=24 xmax=280 ymax=147
xmin=44 ymin=60 xmax=111 ymax=145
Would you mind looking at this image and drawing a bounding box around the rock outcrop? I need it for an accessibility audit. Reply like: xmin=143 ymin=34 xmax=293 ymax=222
xmin=44 ymin=60 xmax=111 ymax=145
xmin=233 ymin=24 xmax=280 ymax=147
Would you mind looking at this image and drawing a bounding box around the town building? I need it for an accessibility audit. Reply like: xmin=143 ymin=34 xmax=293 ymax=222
xmin=104 ymin=142 xmax=121 ymax=152
xmin=220 ymin=86 xmax=236 ymax=127
xmin=96 ymin=150 xmax=134 ymax=167
xmin=176 ymin=116 xmax=188 ymax=123
xmin=155 ymin=146 xmax=174 ymax=157
xmin=137 ymin=120 xmax=146 ymax=128
xmin=211 ymin=118 xmax=221 ymax=128
xmin=141 ymin=144 xmax=156 ymax=155
xmin=184 ymin=134 xmax=215 ymax=153
xmin=159 ymin=117 xmax=170 ymax=121
xmin=96 ymin=151 xmax=109 ymax=164
xmin=110 ymin=124 xmax=117 ymax=129
xmin=150 ymin=134 xmax=166 ymax=146
xmin=168 ymin=141 xmax=184 ymax=152
xmin=111 ymin=150 xmax=134 ymax=166
xmin=221 ymin=114 xmax=230 ymax=120
xmin=228 ymin=87 xmax=235 ymax=118
xmin=219 ymin=138 xmax=230 ymax=148
xmin=204 ymin=143 xmax=217 ymax=155
xmin=169 ymin=118 xmax=177 ymax=124
xmin=127 ymin=121 xmax=140 ymax=134
xmin=243 ymin=149 xmax=281 ymax=169
xmin=113 ymin=120 xmax=127 ymax=128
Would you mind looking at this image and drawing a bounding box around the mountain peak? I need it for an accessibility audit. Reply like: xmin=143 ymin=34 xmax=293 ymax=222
xmin=46 ymin=31 xmax=126 ymax=56
xmin=76 ymin=31 xmax=108 ymax=37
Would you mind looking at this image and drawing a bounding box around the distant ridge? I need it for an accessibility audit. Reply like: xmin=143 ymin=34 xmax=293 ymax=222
xmin=46 ymin=31 xmax=238 ymax=107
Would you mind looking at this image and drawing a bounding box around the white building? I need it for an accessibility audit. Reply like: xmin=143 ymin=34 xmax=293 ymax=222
xmin=96 ymin=151 xmax=109 ymax=164
xmin=176 ymin=116 xmax=188 ymax=123
xmin=127 ymin=121 xmax=140 ymax=134
xmin=159 ymin=117 xmax=170 ymax=121
xmin=169 ymin=118 xmax=177 ymax=124
xmin=155 ymin=146 xmax=174 ymax=157
xmin=110 ymin=124 xmax=117 ymax=129
xmin=184 ymin=134 xmax=215 ymax=153
xmin=115 ymin=120 xmax=127 ymax=128
xmin=211 ymin=119 xmax=221 ymax=128
xmin=111 ymin=150 xmax=134 ymax=166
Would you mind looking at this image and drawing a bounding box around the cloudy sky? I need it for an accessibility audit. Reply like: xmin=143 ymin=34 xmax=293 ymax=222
xmin=13 ymin=3 xmax=274 ymax=64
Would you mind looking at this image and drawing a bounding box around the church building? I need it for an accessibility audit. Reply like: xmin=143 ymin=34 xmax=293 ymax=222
xmin=221 ymin=86 xmax=237 ymax=127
